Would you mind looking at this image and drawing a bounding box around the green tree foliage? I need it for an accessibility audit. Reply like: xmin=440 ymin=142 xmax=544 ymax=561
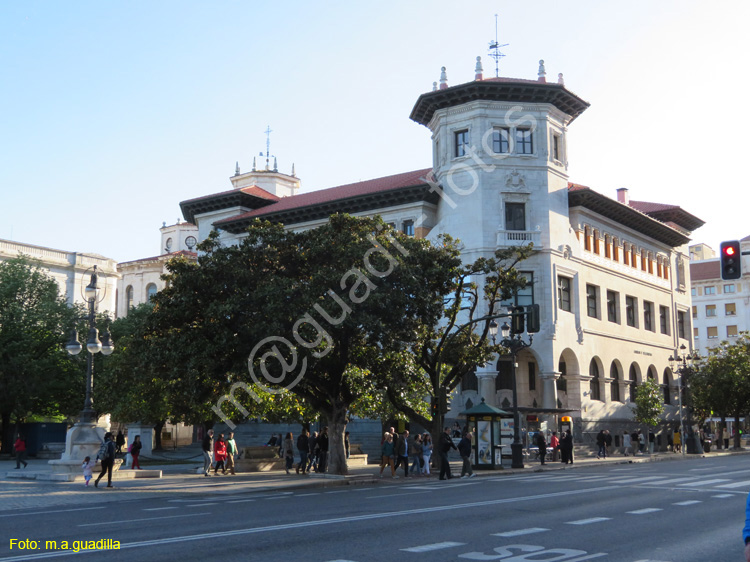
xmin=0 ymin=257 xmax=79 ymax=452
xmin=633 ymin=377 xmax=664 ymax=428
xmin=149 ymin=214 xmax=461 ymax=474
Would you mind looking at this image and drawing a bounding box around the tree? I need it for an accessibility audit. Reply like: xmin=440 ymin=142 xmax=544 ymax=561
xmin=150 ymin=214 xmax=461 ymax=474
xmin=382 ymin=245 xmax=531 ymax=461
xmin=0 ymin=257 xmax=79 ymax=452
xmin=633 ymin=377 xmax=664 ymax=454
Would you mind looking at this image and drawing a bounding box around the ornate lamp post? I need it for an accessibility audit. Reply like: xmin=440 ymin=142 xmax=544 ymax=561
xmin=64 ymin=266 xmax=114 ymax=423
xmin=669 ymin=344 xmax=701 ymax=454
xmin=491 ymin=317 xmax=533 ymax=469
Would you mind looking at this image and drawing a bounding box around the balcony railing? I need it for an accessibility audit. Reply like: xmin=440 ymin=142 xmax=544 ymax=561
xmin=497 ymin=229 xmax=540 ymax=248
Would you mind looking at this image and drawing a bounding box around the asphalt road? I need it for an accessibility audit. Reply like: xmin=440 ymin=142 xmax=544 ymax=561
xmin=1 ymin=455 xmax=747 ymax=562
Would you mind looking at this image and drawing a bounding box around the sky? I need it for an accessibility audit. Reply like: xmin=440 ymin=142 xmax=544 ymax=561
xmin=1 ymin=1 xmax=748 ymax=263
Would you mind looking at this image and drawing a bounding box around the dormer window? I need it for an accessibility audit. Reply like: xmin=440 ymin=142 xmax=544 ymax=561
xmin=454 ymin=130 xmax=469 ymax=157
xmin=516 ymin=128 xmax=533 ymax=154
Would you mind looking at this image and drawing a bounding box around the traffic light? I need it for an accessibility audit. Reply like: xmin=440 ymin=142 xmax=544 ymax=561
xmin=511 ymin=305 xmax=525 ymax=334
xmin=720 ymin=240 xmax=742 ymax=280
xmin=430 ymin=398 xmax=438 ymax=418
xmin=527 ymin=303 xmax=540 ymax=333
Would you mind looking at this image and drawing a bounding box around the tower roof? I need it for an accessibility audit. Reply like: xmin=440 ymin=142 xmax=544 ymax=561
xmin=410 ymin=77 xmax=590 ymax=126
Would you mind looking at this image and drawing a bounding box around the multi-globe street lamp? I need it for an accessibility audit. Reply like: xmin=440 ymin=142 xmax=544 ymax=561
xmin=490 ymin=318 xmax=533 ymax=469
xmin=669 ymin=344 xmax=701 ymax=455
xmin=64 ymin=266 xmax=114 ymax=423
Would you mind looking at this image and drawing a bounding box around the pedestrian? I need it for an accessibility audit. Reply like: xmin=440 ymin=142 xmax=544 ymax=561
xmin=317 ymin=427 xmax=329 ymax=473
xmin=282 ymin=432 xmax=295 ymax=474
xmin=296 ymin=429 xmax=309 ymax=474
xmin=266 ymin=433 xmax=278 ymax=447
xmin=225 ymin=431 xmax=238 ymax=475
xmin=638 ymin=430 xmax=645 ymax=454
xmin=94 ymin=432 xmax=116 ymax=488
xmin=743 ymin=491 xmax=750 ymax=562
xmin=214 ymin=434 xmax=227 ymax=475
xmin=561 ymin=430 xmax=574 ymax=464
xmin=452 ymin=422 xmax=462 ymax=438
xmin=115 ymin=431 xmax=125 ymax=456
xmin=632 ymin=430 xmax=640 ymax=455
xmin=395 ymin=430 xmax=410 ymax=477
xmin=673 ymin=427 xmax=681 ymax=453
xmin=82 ymin=456 xmax=94 ymax=486
xmin=550 ymin=431 xmax=559 ymax=462
xmin=622 ymin=431 xmax=631 ymax=456
xmin=410 ymin=434 xmax=424 ymax=476
xmin=422 ymin=433 xmax=433 ymax=476
xmin=604 ymin=430 xmax=612 ymax=457
xmin=438 ymin=426 xmax=457 ymax=480
xmin=344 ymin=431 xmax=350 ymax=460
xmin=459 ymin=432 xmax=475 ymax=477
xmin=13 ymin=434 xmax=28 ymax=469
xmin=130 ymin=435 xmax=142 ymax=469
xmin=596 ymin=430 xmax=606 ymax=459
xmin=307 ymin=431 xmax=319 ymax=473
xmin=648 ymin=430 xmax=655 ymax=454
xmin=379 ymin=432 xmax=397 ymax=478
xmin=535 ymin=431 xmax=547 ymax=465
xmin=202 ymin=428 xmax=214 ymax=477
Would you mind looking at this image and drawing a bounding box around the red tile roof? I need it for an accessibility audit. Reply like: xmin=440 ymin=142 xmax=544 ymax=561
xmin=690 ymin=260 xmax=720 ymax=281
xmin=182 ymin=185 xmax=279 ymax=206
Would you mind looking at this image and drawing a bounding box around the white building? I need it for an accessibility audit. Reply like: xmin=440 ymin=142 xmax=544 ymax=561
xmin=690 ymin=236 xmax=750 ymax=355
xmin=179 ymin=59 xmax=704 ymax=445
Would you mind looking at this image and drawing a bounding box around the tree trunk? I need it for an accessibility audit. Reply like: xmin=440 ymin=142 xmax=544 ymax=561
xmin=428 ymin=417 xmax=444 ymax=472
xmin=735 ymin=414 xmax=742 ymax=449
xmin=326 ymin=406 xmax=349 ymax=475
xmin=0 ymin=412 xmax=12 ymax=454
xmin=153 ymin=420 xmax=165 ymax=451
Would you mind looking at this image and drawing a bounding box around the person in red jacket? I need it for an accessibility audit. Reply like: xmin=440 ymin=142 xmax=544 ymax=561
xmin=14 ymin=434 xmax=28 ymax=469
xmin=214 ymin=434 xmax=227 ymax=475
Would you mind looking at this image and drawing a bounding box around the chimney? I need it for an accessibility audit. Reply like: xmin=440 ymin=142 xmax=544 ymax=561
xmin=475 ymin=56 xmax=483 ymax=81
xmin=538 ymin=60 xmax=546 ymax=83
xmin=439 ymin=66 xmax=448 ymax=90
xmin=617 ymin=188 xmax=630 ymax=205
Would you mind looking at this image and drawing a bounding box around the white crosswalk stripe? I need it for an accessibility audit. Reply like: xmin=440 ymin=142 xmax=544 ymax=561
xmin=567 ymin=517 xmax=611 ymax=525
xmin=627 ymin=508 xmax=663 ymax=515
xmin=716 ymin=479 xmax=750 ymax=489
xmin=493 ymin=527 xmax=550 ymax=537
xmin=401 ymin=542 xmax=465 ymax=552
xmin=676 ymin=478 xmax=730 ymax=487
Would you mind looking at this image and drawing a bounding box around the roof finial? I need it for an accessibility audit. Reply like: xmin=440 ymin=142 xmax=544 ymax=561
xmin=234 ymin=161 xmax=241 ymax=176
xmin=291 ymin=163 xmax=296 ymax=177
xmin=557 ymin=72 xmax=565 ymax=85
xmin=432 ymin=81 xmax=438 ymax=91
xmin=475 ymin=56 xmax=483 ymax=81
xmin=439 ymin=66 xmax=448 ymax=90
xmin=252 ymin=157 xmax=256 ymax=171
xmin=538 ymin=60 xmax=546 ymax=82
xmin=488 ymin=14 xmax=509 ymax=78
xmin=273 ymin=156 xmax=278 ymax=172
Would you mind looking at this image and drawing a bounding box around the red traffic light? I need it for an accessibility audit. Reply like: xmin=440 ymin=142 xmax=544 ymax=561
xmin=724 ymin=246 xmax=736 ymax=256
xmin=720 ymin=240 xmax=742 ymax=280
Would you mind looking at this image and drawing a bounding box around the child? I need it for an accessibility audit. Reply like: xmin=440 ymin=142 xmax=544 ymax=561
xmin=82 ymin=456 xmax=94 ymax=486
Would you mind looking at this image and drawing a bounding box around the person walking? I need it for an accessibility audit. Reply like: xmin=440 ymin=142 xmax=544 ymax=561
xmin=410 ymin=434 xmax=424 ymax=476
xmin=632 ymin=430 xmax=640 ymax=455
xmin=561 ymin=430 xmax=574 ymax=464
xmin=422 ymin=433 xmax=433 ymax=476
xmin=550 ymin=431 xmax=559 ymax=462
xmin=296 ymin=429 xmax=309 ymax=474
xmin=317 ymin=427 xmax=329 ymax=473
xmin=282 ymin=432 xmax=295 ymax=474
xmin=673 ymin=427 xmax=681 ymax=453
xmin=622 ymin=431 xmax=632 ymax=456
xmin=115 ymin=431 xmax=125 ymax=456
xmin=81 ymin=456 xmax=95 ymax=486
xmin=395 ymin=430 xmax=410 ymax=477
xmin=94 ymin=432 xmax=116 ymax=488
xmin=596 ymin=430 xmax=606 ymax=459
xmin=202 ymin=428 xmax=214 ymax=477
xmin=225 ymin=432 xmax=238 ymax=475
xmin=604 ymin=430 xmax=612 ymax=457
xmin=307 ymin=431 xmax=319 ymax=473
xmin=535 ymin=431 xmax=547 ymax=465
xmin=438 ymin=426 xmax=457 ymax=480
xmin=458 ymin=432 xmax=474 ymax=477
xmin=378 ymin=432 xmax=397 ymax=478
xmin=130 ymin=435 xmax=142 ymax=469
xmin=214 ymin=434 xmax=227 ymax=475
xmin=13 ymin=434 xmax=28 ymax=469
xmin=344 ymin=431 xmax=350 ymax=460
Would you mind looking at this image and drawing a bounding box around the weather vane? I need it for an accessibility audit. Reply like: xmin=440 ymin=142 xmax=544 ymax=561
xmin=488 ymin=14 xmax=509 ymax=78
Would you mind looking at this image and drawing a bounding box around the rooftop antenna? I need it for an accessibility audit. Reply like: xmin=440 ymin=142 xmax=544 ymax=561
xmin=488 ymin=14 xmax=508 ymax=78
xmin=264 ymin=125 xmax=273 ymax=170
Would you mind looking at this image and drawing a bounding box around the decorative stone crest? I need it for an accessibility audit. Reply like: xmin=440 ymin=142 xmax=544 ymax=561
xmin=505 ymin=169 xmax=526 ymax=190
xmin=560 ymin=244 xmax=572 ymax=259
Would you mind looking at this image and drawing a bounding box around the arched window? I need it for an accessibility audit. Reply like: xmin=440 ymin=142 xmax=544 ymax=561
xmin=610 ymin=363 xmax=621 ymax=402
xmin=146 ymin=283 xmax=158 ymax=302
xmin=461 ymin=369 xmax=478 ymax=392
xmin=589 ymin=360 xmax=601 ymax=401
xmin=556 ymin=360 xmax=567 ymax=392
xmin=126 ymin=285 xmax=134 ymax=309
xmin=629 ymin=365 xmax=638 ymax=402
xmin=496 ymin=360 xmax=513 ymax=391
xmin=662 ymin=370 xmax=671 ymax=405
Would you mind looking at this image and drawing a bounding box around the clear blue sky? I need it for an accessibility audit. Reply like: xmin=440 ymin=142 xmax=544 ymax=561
xmin=1 ymin=1 xmax=747 ymax=262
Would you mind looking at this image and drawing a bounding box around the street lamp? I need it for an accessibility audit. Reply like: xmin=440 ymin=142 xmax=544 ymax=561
xmin=669 ymin=344 xmax=701 ymax=454
xmin=65 ymin=266 xmax=114 ymax=423
xmin=490 ymin=317 xmax=533 ymax=469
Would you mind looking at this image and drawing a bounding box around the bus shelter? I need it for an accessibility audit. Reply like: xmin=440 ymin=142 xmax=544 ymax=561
xmin=461 ymin=399 xmax=512 ymax=470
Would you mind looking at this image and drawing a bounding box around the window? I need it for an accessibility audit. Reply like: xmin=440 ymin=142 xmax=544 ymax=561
xmin=402 ymin=220 xmax=414 ymax=236
xmin=631 ymin=247 xmax=638 ymax=268
xmin=557 ymin=360 xmax=567 ymax=392
xmin=126 ymin=285 xmax=134 ymax=309
xmin=185 ymin=235 xmax=197 ymax=250
xmin=528 ymin=362 xmax=536 ymax=391
xmin=604 ymin=235 xmax=611 ymax=258
xmin=641 ymin=250 xmax=647 ymax=271
xmin=386 ymin=222 xmax=396 ymax=230
xmin=724 ymin=284 xmax=736 ymax=293
xmin=505 ymin=203 xmax=526 ymax=231
xmin=586 ymin=284 xmax=599 ymax=318
xmin=693 ymin=327 xmax=699 ymax=339
xmin=492 ymin=128 xmax=510 ymax=154
xmin=514 ymin=272 xmax=534 ymax=308
xmin=643 ymin=301 xmax=654 ymax=332
xmin=583 ymin=226 xmax=591 ymax=251
xmin=593 ymin=231 xmax=600 ymax=255
xmin=552 ymin=134 xmax=561 ymax=161
xmin=692 ymin=306 xmax=697 ymax=318
xmin=628 ymin=365 xmax=638 ymax=402
xmin=558 ymin=276 xmax=572 ymax=312
xmin=677 ymin=311 xmax=686 ymax=339
xmin=707 ymin=326 xmax=718 ymax=339
xmin=461 ymin=369 xmax=478 ymax=392
xmin=516 ymin=128 xmax=533 ymax=154
xmin=625 ymin=296 xmax=637 ymax=327
xmin=610 ymin=363 xmax=621 ymax=402
xmin=659 ymin=306 xmax=670 ymax=335
xmin=146 ymin=283 xmax=158 ymax=301
xmin=691 ymin=288 xmax=696 ymax=296
xmin=589 ymin=361 xmax=601 ymax=401
xmin=726 ymin=303 xmax=737 ymax=316
xmin=704 ymin=286 xmax=716 ymax=295
xmin=612 ymin=240 xmax=619 ymax=262
xmin=454 ymin=130 xmax=469 ymax=157
xmin=607 ymin=290 xmax=619 ymax=323
xmin=705 ymin=305 xmax=716 ymax=317
xmin=728 ymin=325 xmax=739 ymax=338
xmin=663 ymin=372 xmax=671 ymax=405
xmin=623 ymin=246 xmax=630 ymax=266
xmin=496 ymin=360 xmax=512 ymax=390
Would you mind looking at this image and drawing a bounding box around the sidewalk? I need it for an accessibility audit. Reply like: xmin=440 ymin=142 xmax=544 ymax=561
xmin=1 ymin=447 xmax=747 ymax=513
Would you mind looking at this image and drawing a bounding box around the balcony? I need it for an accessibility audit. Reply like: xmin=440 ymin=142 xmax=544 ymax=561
xmin=497 ymin=229 xmax=540 ymax=248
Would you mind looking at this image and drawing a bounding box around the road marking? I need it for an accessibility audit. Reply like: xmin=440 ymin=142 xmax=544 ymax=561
xmin=227 ymin=499 xmax=256 ymax=503
xmin=608 ymin=476 xmax=667 ymax=484
xmin=677 ymin=479 xmax=730 ymax=487
xmin=493 ymin=527 xmax=550 ymax=537
xmin=401 ymin=541 xmax=465 ymax=552
xmin=566 ymin=517 xmax=612 ymax=525
xmin=0 ymin=506 xmax=105 ymax=518
xmin=690 ymin=466 xmax=725 ymax=471
xmin=713 ymin=494 xmax=734 ymax=498
xmin=638 ymin=477 xmax=698 ymax=485
xmin=142 ymin=507 xmax=178 ymax=511
xmin=716 ymin=480 xmax=750 ymax=489
xmin=295 ymin=493 xmax=321 ymax=497
xmin=325 ymin=490 xmax=350 ymax=494
xmin=325 ymin=560 xmax=358 ymax=562
xmin=185 ymin=502 xmax=219 ymax=507
xmin=673 ymin=500 xmax=702 ymax=506
xmin=627 ymin=508 xmax=663 ymax=515
xmin=78 ymin=512 xmax=211 ymax=527
xmin=366 ymin=491 xmax=432 ymax=499
xmin=0 ymin=486 xmax=619 ymax=560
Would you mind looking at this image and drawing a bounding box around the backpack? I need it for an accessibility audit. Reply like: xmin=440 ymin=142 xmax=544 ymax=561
xmin=96 ymin=441 xmax=108 ymax=461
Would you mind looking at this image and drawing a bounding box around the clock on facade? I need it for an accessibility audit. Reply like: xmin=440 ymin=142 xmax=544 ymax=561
xmin=185 ymin=236 xmax=197 ymax=250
